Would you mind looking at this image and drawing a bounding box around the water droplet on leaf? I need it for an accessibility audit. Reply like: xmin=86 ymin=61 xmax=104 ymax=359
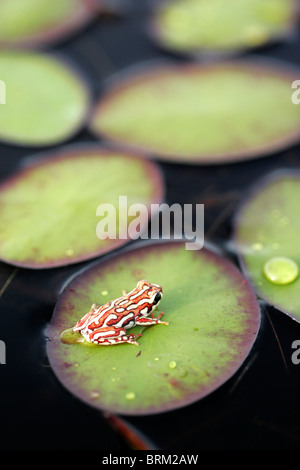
xmin=125 ymin=392 xmax=135 ymax=400
xmin=263 ymin=256 xmax=299 ymax=285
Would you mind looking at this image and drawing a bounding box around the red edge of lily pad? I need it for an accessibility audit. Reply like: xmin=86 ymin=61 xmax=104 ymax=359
xmin=46 ymin=240 xmax=261 ymax=416
xmin=233 ymin=169 xmax=300 ymax=323
xmin=0 ymin=1 xmax=94 ymax=49
xmin=0 ymin=143 xmax=165 ymax=269
xmin=147 ymin=0 xmax=299 ymax=60
xmin=89 ymin=57 xmax=300 ymax=165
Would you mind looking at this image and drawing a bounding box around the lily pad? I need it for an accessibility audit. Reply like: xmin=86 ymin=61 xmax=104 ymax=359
xmin=234 ymin=171 xmax=300 ymax=323
xmin=89 ymin=60 xmax=300 ymax=164
xmin=0 ymin=50 xmax=90 ymax=147
xmin=46 ymin=241 xmax=261 ymax=415
xmin=0 ymin=145 xmax=163 ymax=269
xmin=151 ymin=0 xmax=296 ymax=56
xmin=0 ymin=0 xmax=92 ymax=47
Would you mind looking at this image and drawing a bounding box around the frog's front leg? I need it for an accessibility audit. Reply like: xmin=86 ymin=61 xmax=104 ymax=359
xmin=84 ymin=326 xmax=142 ymax=346
xmin=135 ymin=311 xmax=169 ymax=326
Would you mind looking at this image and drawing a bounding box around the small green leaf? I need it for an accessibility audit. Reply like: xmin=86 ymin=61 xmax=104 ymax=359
xmin=0 ymin=0 xmax=92 ymax=47
xmin=90 ymin=60 xmax=300 ymax=164
xmin=0 ymin=50 xmax=90 ymax=146
xmin=234 ymin=171 xmax=300 ymax=322
xmin=47 ymin=242 xmax=260 ymax=415
xmin=0 ymin=145 xmax=164 ymax=268
xmin=151 ymin=0 xmax=296 ymax=55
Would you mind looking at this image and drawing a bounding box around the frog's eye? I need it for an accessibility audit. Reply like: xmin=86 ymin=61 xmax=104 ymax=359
xmin=153 ymin=292 xmax=161 ymax=305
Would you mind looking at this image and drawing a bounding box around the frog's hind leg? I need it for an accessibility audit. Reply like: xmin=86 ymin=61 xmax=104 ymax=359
xmin=73 ymin=304 xmax=99 ymax=332
xmin=88 ymin=326 xmax=142 ymax=346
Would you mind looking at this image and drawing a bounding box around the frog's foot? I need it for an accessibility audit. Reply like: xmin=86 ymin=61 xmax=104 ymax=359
xmin=159 ymin=311 xmax=169 ymax=324
xmin=150 ymin=311 xmax=169 ymax=325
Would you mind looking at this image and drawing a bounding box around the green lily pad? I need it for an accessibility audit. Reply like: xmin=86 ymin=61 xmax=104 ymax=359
xmin=0 ymin=50 xmax=90 ymax=146
xmin=0 ymin=0 xmax=92 ymax=47
xmin=89 ymin=60 xmax=300 ymax=164
xmin=46 ymin=242 xmax=260 ymax=415
xmin=234 ymin=171 xmax=300 ymax=322
xmin=0 ymin=145 xmax=164 ymax=269
xmin=151 ymin=0 xmax=296 ymax=56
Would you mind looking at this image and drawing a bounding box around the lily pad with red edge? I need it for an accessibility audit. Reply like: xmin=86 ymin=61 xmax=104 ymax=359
xmin=46 ymin=241 xmax=261 ymax=416
xmin=0 ymin=50 xmax=90 ymax=147
xmin=89 ymin=59 xmax=300 ymax=165
xmin=0 ymin=0 xmax=93 ymax=48
xmin=150 ymin=0 xmax=297 ymax=58
xmin=234 ymin=171 xmax=300 ymax=323
xmin=0 ymin=145 xmax=164 ymax=269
